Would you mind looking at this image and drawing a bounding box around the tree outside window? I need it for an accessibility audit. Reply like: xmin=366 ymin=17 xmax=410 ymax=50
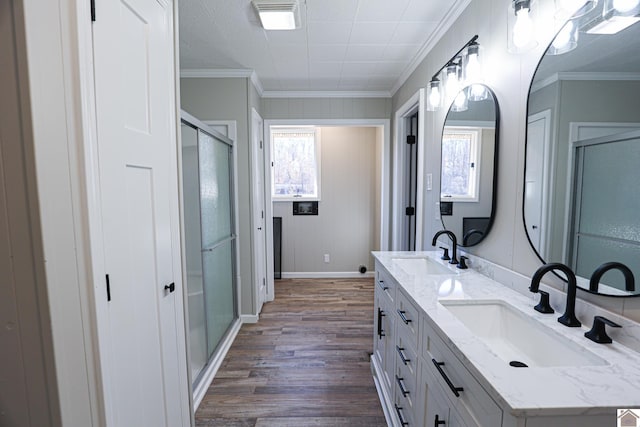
xmin=441 ymin=128 xmax=480 ymax=202
xmin=271 ymin=127 xmax=321 ymax=200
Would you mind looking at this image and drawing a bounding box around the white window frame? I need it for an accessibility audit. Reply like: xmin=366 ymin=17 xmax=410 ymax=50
xmin=270 ymin=127 xmax=322 ymax=201
xmin=440 ymin=127 xmax=481 ymax=203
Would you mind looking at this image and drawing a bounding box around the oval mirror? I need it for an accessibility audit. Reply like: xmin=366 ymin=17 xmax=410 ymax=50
xmin=440 ymin=84 xmax=499 ymax=247
xmin=524 ymin=4 xmax=640 ymax=296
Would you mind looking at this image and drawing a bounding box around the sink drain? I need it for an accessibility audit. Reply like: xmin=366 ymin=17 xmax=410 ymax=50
xmin=509 ymin=360 xmax=528 ymax=368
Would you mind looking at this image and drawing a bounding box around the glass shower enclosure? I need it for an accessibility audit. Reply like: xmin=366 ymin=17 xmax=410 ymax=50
xmin=180 ymin=112 xmax=238 ymax=389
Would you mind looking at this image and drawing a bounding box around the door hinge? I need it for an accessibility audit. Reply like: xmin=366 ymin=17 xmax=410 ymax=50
xmin=261 ymin=210 xmax=264 ymax=219
xmin=260 ymin=140 xmax=263 ymax=149
xmin=106 ymin=274 xmax=111 ymax=301
xmin=90 ymin=0 xmax=96 ymax=21
xmin=405 ymin=207 xmax=415 ymax=216
xmin=406 ymin=135 xmax=416 ymax=145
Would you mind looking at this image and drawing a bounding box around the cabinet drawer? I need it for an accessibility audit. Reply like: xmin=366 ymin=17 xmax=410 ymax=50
xmin=376 ymin=267 xmax=396 ymax=302
xmin=395 ymin=326 xmax=418 ymax=378
xmin=396 ymin=291 xmax=420 ymax=346
xmin=423 ymin=319 xmax=502 ymax=427
xmin=393 ymin=392 xmax=416 ymax=427
xmin=394 ymin=348 xmax=418 ymax=411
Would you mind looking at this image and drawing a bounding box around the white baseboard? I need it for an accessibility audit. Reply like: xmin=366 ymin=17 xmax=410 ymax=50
xmin=241 ymin=314 xmax=259 ymax=323
xmin=192 ymin=318 xmax=242 ymax=410
xmin=280 ymin=271 xmax=375 ymax=279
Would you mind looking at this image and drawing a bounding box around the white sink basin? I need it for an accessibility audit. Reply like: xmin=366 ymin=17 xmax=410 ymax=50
xmin=440 ymin=300 xmax=606 ymax=368
xmin=392 ymin=257 xmax=457 ymax=276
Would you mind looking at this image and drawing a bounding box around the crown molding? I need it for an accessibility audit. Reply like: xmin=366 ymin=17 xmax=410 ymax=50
xmin=261 ymin=90 xmax=392 ymax=99
xmin=250 ymin=71 xmax=264 ymax=96
xmin=530 ymin=71 xmax=640 ymax=92
xmin=390 ymin=0 xmax=472 ymax=97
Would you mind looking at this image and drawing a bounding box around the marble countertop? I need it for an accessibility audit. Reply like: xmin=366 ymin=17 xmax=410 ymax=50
xmin=373 ymin=251 xmax=640 ymax=417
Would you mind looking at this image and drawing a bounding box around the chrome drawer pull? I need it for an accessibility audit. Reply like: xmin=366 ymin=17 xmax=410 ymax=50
xmin=432 ymin=358 xmax=464 ymax=397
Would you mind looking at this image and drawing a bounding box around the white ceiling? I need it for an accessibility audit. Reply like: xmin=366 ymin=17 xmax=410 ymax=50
xmin=179 ymin=0 xmax=467 ymax=94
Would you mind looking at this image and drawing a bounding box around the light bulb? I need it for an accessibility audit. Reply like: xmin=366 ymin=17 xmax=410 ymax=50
xmin=552 ymin=20 xmax=574 ymax=49
xmin=465 ymin=45 xmax=482 ymax=83
xmin=445 ymin=64 xmax=460 ymax=98
xmin=454 ymin=91 xmax=467 ymax=109
xmin=513 ymin=7 xmax=534 ymax=48
xmin=429 ymin=85 xmax=441 ymax=108
xmin=613 ymin=0 xmax=640 ymax=13
xmin=469 ymin=84 xmax=488 ymax=101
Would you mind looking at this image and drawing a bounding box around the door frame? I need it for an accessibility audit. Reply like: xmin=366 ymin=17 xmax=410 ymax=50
xmin=249 ymin=108 xmax=268 ymax=313
xmin=393 ymin=89 xmax=426 ymax=250
xmin=262 ymin=118 xmax=391 ymax=298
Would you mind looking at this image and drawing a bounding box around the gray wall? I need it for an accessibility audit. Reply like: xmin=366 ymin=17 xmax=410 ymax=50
xmin=393 ymin=0 xmax=640 ymax=321
xmin=261 ymin=97 xmax=391 ymax=120
xmin=180 ymin=77 xmax=256 ymax=315
xmin=273 ymin=126 xmax=380 ymax=274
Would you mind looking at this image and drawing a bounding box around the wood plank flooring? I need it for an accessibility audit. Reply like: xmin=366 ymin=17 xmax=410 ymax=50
xmin=195 ymin=278 xmax=387 ymax=427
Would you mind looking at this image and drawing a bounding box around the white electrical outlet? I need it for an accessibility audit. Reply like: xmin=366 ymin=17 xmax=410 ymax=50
xmin=324 ymin=254 xmax=330 ymax=263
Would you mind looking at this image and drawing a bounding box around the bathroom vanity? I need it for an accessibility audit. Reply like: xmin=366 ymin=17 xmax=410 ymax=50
xmin=372 ymin=251 xmax=640 ymax=427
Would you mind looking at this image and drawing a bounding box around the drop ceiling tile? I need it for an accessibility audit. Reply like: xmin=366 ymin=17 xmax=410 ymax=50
xmin=264 ymin=28 xmax=308 ymax=45
xmin=349 ymin=22 xmax=398 ymax=44
xmin=341 ymin=62 xmax=377 ymax=77
xmin=402 ymin=0 xmax=454 ymax=22
xmin=355 ymin=0 xmax=411 ymax=22
xmin=269 ymin=43 xmax=308 ymax=59
xmin=309 ymin=44 xmax=348 ymax=62
xmin=309 ymin=62 xmax=343 ymax=78
xmin=391 ymin=21 xmax=438 ymax=44
xmin=275 ymin=61 xmax=309 ymax=78
xmin=307 ymin=22 xmax=354 ymax=45
xmin=382 ymin=44 xmax=421 ymax=61
xmin=372 ymin=61 xmax=408 ymax=75
xmin=306 ymin=0 xmax=359 ymax=22
xmin=344 ymin=44 xmax=385 ymax=62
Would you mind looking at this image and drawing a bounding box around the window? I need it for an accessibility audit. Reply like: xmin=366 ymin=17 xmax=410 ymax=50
xmin=271 ymin=127 xmax=321 ymax=200
xmin=441 ymin=127 xmax=481 ymax=202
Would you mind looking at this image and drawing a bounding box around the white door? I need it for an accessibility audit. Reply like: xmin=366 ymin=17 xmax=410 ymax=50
xmin=251 ymin=109 xmax=268 ymax=312
xmin=92 ymin=0 xmax=188 ymax=425
xmin=525 ymin=110 xmax=550 ymax=256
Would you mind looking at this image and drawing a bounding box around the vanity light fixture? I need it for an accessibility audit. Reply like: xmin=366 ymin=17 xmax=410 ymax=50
xmin=252 ymin=0 xmax=300 ymax=30
xmin=427 ymin=78 xmax=442 ymax=111
xmin=445 ymin=61 xmax=462 ymax=100
xmin=426 ymin=35 xmax=481 ymax=111
xmin=548 ymin=19 xmax=579 ymax=54
xmin=451 ymin=88 xmax=469 ymax=112
xmin=463 ymin=42 xmax=483 ymax=84
xmin=509 ymin=0 xmax=538 ymax=53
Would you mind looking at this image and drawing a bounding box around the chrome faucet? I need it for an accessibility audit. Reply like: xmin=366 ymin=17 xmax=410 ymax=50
xmin=589 ymin=262 xmax=635 ymax=293
xmin=529 ymin=263 xmax=581 ymax=327
xmin=432 ymin=230 xmax=458 ymax=265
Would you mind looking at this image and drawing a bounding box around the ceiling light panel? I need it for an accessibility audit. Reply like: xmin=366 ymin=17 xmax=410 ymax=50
xmin=252 ymin=0 xmax=300 ymax=30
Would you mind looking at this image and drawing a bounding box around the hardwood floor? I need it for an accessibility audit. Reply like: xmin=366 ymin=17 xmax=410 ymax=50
xmin=195 ymin=278 xmax=387 ymax=427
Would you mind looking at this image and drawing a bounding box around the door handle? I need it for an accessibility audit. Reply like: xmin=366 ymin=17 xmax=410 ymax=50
xmin=258 ymin=227 xmax=262 ymax=230
xmin=164 ymin=282 xmax=175 ymax=293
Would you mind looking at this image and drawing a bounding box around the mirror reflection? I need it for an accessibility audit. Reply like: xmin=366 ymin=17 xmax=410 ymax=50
xmin=440 ymin=84 xmax=499 ymax=247
xmin=525 ymin=3 xmax=640 ymax=296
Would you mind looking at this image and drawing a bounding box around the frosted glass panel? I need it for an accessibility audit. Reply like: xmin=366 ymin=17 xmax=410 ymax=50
xmin=181 ymin=124 xmax=207 ymax=380
xmin=575 ymin=235 xmax=640 ymax=291
xmin=199 ymin=131 xmax=232 ymax=248
xmin=578 ymin=138 xmax=640 ymax=242
xmin=203 ymin=241 xmax=236 ymax=357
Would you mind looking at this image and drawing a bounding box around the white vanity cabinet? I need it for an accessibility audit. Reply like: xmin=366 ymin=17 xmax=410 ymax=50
xmin=373 ymin=268 xmax=397 ymax=395
xmin=372 ymin=254 xmax=625 ymax=427
xmin=421 ymin=316 xmax=502 ymax=427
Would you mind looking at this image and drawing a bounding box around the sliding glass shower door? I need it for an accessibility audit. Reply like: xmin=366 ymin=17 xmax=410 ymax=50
xmin=181 ymin=113 xmax=237 ymax=387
